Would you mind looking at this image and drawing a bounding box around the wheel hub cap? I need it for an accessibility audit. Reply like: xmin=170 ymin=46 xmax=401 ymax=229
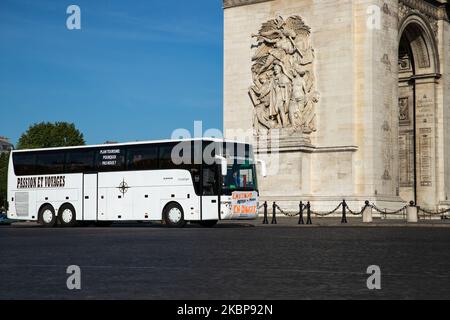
xmin=42 ymin=210 xmax=53 ymax=224
xmin=168 ymin=208 xmax=182 ymax=224
xmin=62 ymin=209 xmax=73 ymax=223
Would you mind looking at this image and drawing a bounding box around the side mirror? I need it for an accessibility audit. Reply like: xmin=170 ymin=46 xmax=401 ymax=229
xmin=215 ymin=156 xmax=228 ymax=176
xmin=256 ymin=158 xmax=267 ymax=177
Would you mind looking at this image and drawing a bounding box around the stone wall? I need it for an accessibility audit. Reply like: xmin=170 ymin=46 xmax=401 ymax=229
xmin=440 ymin=14 xmax=450 ymax=206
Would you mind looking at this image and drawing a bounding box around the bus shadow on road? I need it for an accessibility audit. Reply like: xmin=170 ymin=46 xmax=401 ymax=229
xmin=111 ymin=222 xmax=256 ymax=229
xmin=6 ymin=222 xmax=256 ymax=229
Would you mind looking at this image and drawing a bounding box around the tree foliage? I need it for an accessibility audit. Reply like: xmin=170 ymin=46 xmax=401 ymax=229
xmin=0 ymin=152 xmax=9 ymax=210
xmin=17 ymin=122 xmax=85 ymax=150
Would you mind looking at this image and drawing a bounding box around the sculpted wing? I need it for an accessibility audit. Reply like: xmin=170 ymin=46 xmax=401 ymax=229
xmin=251 ymin=19 xmax=280 ymax=62
xmin=284 ymin=16 xmax=311 ymax=37
xmin=254 ymin=19 xmax=281 ymax=42
xmin=284 ymin=15 xmax=314 ymax=63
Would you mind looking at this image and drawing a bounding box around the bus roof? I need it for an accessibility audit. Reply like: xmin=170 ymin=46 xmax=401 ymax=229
xmin=11 ymin=138 xmax=250 ymax=153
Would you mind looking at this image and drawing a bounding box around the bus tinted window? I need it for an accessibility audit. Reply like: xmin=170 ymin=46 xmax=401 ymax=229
xmin=35 ymin=151 xmax=65 ymax=174
xmin=203 ymin=165 xmax=219 ymax=195
xmin=66 ymin=149 xmax=95 ymax=173
xmin=13 ymin=153 xmax=36 ymax=176
xmin=218 ymin=142 xmax=251 ymax=161
xmin=96 ymin=148 xmax=125 ymax=172
xmin=128 ymin=145 xmax=158 ymax=170
xmin=159 ymin=143 xmax=176 ymax=169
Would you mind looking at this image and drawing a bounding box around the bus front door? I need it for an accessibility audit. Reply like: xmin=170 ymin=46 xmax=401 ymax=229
xmin=83 ymin=174 xmax=98 ymax=221
xmin=201 ymin=166 xmax=220 ymax=221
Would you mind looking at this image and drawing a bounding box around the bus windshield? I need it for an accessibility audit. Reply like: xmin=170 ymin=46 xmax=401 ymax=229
xmin=221 ymin=159 xmax=258 ymax=195
xmin=217 ymin=142 xmax=258 ymax=195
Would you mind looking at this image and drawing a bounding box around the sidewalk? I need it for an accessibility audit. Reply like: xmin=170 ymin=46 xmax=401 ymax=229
xmin=4 ymin=217 xmax=450 ymax=228
xmin=246 ymin=216 xmax=450 ymax=228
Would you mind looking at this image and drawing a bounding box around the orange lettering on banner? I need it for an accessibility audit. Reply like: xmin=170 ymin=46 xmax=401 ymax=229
xmin=232 ymin=192 xmax=254 ymax=200
xmin=232 ymin=192 xmax=257 ymax=215
xmin=233 ymin=205 xmax=257 ymax=214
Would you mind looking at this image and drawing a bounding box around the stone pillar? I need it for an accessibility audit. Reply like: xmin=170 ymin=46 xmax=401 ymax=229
xmin=414 ymin=78 xmax=438 ymax=208
xmin=407 ymin=202 xmax=418 ymax=223
xmin=363 ymin=206 xmax=373 ymax=223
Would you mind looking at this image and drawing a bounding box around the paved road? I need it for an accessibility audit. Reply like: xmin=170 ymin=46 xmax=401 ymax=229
xmin=1 ymin=222 xmax=449 ymax=299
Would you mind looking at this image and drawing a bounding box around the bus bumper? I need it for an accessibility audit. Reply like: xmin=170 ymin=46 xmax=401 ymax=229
xmin=220 ymin=196 xmax=259 ymax=220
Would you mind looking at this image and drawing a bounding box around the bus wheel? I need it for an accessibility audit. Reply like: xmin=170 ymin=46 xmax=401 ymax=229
xmin=163 ymin=203 xmax=186 ymax=228
xmin=38 ymin=204 xmax=57 ymax=228
xmin=199 ymin=220 xmax=218 ymax=228
xmin=58 ymin=204 xmax=77 ymax=227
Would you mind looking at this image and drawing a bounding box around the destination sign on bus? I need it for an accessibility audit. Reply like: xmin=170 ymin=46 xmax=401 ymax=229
xmin=99 ymin=149 xmax=122 ymax=166
xmin=231 ymin=191 xmax=258 ymax=216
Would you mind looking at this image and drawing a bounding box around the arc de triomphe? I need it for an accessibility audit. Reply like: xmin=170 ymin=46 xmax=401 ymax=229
xmin=223 ymin=0 xmax=450 ymax=211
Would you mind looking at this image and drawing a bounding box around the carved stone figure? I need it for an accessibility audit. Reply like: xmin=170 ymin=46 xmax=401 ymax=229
xmin=249 ymin=15 xmax=319 ymax=134
xmin=399 ymin=97 xmax=409 ymax=121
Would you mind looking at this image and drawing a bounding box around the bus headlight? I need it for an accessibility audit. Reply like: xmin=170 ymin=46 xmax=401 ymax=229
xmin=221 ymin=202 xmax=231 ymax=210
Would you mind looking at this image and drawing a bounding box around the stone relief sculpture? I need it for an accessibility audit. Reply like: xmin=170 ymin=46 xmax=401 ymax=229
xmin=399 ymin=97 xmax=409 ymax=122
xmin=249 ymin=15 xmax=320 ymax=135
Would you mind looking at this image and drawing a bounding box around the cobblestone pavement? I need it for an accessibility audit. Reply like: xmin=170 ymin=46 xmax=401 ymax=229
xmin=1 ymin=221 xmax=449 ymax=299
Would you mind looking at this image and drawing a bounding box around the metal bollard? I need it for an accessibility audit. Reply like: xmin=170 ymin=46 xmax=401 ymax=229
xmin=262 ymin=201 xmax=269 ymax=225
xmin=298 ymin=201 xmax=304 ymax=225
xmin=341 ymin=200 xmax=348 ymax=224
xmin=271 ymin=202 xmax=277 ymax=224
xmin=306 ymin=202 xmax=312 ymax=225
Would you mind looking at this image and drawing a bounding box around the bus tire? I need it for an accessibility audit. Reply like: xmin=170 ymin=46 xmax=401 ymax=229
xmin=163 ymin=202 xmax=186 ymax=228
xmin=58 ymin=203 xmax=77 ymax=227
xmin=199 ymin=220 xmax=218 ymax=228
xmin=38 ymin=204 xmax=57 ymax=228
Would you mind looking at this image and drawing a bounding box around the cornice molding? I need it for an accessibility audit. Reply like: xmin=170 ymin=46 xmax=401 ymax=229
xmin=400 ymin=0 xmax=449 ymax=21
xmin=223 ymin=0 xmax=274 ymax=9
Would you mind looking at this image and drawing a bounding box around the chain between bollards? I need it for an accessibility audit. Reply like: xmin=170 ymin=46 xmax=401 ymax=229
xmin=271 ymin=202 xmax=277 ymax=224
xmin=261 ymin=199 xmax=422 ymax=225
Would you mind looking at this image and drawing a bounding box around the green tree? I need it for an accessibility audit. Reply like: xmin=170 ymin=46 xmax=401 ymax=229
xmin=17 ymin=122 xmax=85 ymax=150
xmin=0 ymin=152 xmax=9 ymax=210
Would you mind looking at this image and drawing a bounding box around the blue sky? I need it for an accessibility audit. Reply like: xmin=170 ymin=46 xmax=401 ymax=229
xmin=0 ymin=0 xmax=224 ymax=145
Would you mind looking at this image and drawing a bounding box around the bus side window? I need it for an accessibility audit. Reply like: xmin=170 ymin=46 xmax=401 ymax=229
xmin=159 ymin=143 xmax=176 ymax=169
xmin=36 ymin=151 xmax=65 ymax=175
xmin=13 ymin=153 xmax=36 ymax=176
xmin=127 ymin=145 xmax=158 ymax=170
xmin=66 ymin=150 xmax=95 ymax=173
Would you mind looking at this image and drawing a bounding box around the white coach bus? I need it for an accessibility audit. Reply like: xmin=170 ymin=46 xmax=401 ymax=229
xmin=7 ymin=138 xmax=266 ymax=228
